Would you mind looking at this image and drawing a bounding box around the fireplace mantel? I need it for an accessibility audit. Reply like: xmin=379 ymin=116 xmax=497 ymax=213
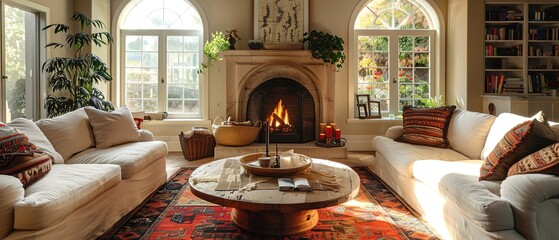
xmin=223 ymin=50 xmax=336 ymax=124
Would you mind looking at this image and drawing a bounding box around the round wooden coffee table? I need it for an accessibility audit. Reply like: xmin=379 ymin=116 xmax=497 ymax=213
xmin=188 ymin=157 xmax=360 ymax=236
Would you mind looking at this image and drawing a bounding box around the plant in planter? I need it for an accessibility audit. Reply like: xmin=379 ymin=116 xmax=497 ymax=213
xmin=197 ymin=31 xmax=230 ymax=74
xmin=302 ymin=30 xmax=346 ymax=70
xmin=42 ymin=11 xmax=114 ymax=117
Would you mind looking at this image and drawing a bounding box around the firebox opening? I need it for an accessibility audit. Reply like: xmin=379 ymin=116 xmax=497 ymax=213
xmin=246 ymin=78 xmax=315 ymax=143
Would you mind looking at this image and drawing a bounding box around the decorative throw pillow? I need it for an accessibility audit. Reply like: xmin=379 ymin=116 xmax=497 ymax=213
xmin=0 ymin=123 xmax=42 ymax=166
xmin=7 ymin=118 xmax=64 ymax=164
xmin=508 ymin=143 xmax=559 ymax=176
xmin=479 ymin=119 xmax=557 ymax=181
xmin=85 ymin=106 xmax=141 ymax=149
xmin=394 ymin=105 xmax=457 ymax=148
xmin=0 ymin=153 xmax=51 ymax=188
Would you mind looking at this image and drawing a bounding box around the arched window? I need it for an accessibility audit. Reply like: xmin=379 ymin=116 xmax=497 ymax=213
xmin=120 ymin=0 xmax=203 ymax=118
xmin=353 ymin=0 xmax=438 ymax=117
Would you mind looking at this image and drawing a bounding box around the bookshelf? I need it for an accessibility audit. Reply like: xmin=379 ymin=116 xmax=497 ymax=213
xmin=484 ymin=2 xmax=559 ymax=95
xmin=483 ymin=2 xmax=559 ymax=121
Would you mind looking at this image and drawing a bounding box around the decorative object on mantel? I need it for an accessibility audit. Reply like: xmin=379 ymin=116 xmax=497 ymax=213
xmin=42 ymin=12 xmax=114 ymax=117
xmin=253 ymin=0 xmax=308 ymax=50
xmin=197 ymin=31 xmax=230 ymax=74
xmin=212 ymin=116 xmax=262 ymax=146
xmin=225 ymin=29 xmax=241 ymax=50
xmin=302 ymin=30 xmax=346 ymax=70
xmin=316 ymin=122 xmax=346 ymax=147
xmin=248 ymin=40 xmax=263 ymax=50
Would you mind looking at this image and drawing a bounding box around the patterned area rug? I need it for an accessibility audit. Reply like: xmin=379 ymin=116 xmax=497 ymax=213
xmin=99 ymin=167 xmax=440 ymax=240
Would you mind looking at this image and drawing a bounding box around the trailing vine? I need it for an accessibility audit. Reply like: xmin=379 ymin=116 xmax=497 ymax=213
xmin=302 ymin=30 xmax=346 ymax=70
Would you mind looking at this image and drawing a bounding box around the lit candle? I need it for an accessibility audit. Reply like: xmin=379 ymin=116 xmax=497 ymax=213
xmin=335 ymin=129 xmax=341 ymax=140
xmin=319 ymin=123 xmax=326 ymax=134
xmin=329 ymin=122 xmax=336 ymax=131
xmin=325 ymin=126 xmax=332 ymax=138
xmin=319 ymin=133 xmax=325 ymax=142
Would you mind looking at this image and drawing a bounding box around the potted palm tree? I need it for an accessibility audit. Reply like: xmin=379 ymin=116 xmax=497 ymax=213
xmin=42 ymin=12 xmax=114 ymax=117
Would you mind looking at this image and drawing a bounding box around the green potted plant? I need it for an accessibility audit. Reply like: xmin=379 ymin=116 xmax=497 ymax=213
xmin=302 ymin=30 xmax=346 ymax=70
xmin=42 ymin=11 xmax=114 ymax=117
xmin=197 ymin=31 xmax=230 ymax=74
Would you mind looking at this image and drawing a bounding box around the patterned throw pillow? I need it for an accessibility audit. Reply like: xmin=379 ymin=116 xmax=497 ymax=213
xmin=0 ymin=153 xmax=52 ymax=188
xmin=0 ymin=123 xmax=42 ymax=166
xmin=394 ymin=105 xmax=457 ymax=148
xmin=0 ymin=123 xmax=51 ymax=187
xmin=479 ymin=119 xmax=557 ymax=181
xmin=508 ymin=143 xmax=559 ymax=176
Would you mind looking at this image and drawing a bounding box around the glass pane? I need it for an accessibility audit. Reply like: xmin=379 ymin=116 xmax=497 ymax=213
xmin=399 ymin=36 xmax=413 ymax=51
xmin=126 ymin=68 xmax=142 ymax=82
xmin=126 ymin=36 xmax=142 ymax=51
xmin=415 ymin=69 xmax=429 ymax=83
xmin=373 ymin=53 xmax=388 ymax=67
xmin=359 ymin=52 xmax=373 ymax=67
xmin=167 ymin=36 xmax=183 ymax=51
xmin=126 ymin=83 xmax=142 ymax=98
xmin=4 ymin=5 xmax=37 ymax=121
xmin=358 ymin=36 xmax=374 ymax=52
xmin=142 ymin=52 xmax=158 ymax=67
xmin=415 ymin=84 xmax=430 ymax=98
xmin=371 ymin=83 xmax=389 ymax=99
xmin=143 ymin=84 xmax=158 ymax=98
xmin=125 ymin=99 xmax=142 ymax=112
xmin=399 ymin=53 xmax=413 ymax=67
xmin=168 ymin=84 xmax=183 ymax=98
xmin=144 ymin=100 xmax=158 ymax=112
xmin=414 ymin=53 xmax=429 ymax=67
xmin=415 ymin=36 xmax=429 ymax=51
xmin=399 ymin=84 xmax=414 ymax=98
xmin=122 ymin=0 xmax=202 ymax=30
xmin=185 ymin=99 xmax=199 ymax=113
xmin=126 ymin=52 xmax=142 ymax=67
xmin=184 ymin=85 xmax=199 ymax=98
xmin=373 ymin=36 xmax=388 ymax=51
xmin=398 ymin=68 xmax=413 ymax=83
xmin=143 ymin=68 xmax=158 ymax=82
xmin=184 ymin=36 xmax=199 ymax=51
xmin=142 ymin=36 xmax=158 ymax=51
xmin=399 ymin=99 xmax=413 ymax=110
xmin=167 ymin=100 xmax=183 ymax=112
xmin=355 ymin=0 xmax=431 ymax=29
xmin=373 ymin=68 xmax=388 ymax=83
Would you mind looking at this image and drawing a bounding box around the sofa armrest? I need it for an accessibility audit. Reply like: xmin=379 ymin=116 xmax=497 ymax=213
xmin=500 ymin=174 xmax=559 ymax=240
xmin=139 ymin=129 xmax=155 ymax=141
xmin=385 ymin=126 xmax=403 ymax=139
xmin=0 ymin=175 xmax=24 ymax=238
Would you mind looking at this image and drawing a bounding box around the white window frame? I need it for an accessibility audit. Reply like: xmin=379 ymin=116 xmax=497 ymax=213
xmin=120 ymin=29 xmax=203 ymax=119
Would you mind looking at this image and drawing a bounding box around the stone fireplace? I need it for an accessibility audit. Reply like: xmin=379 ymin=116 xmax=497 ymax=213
xmin=223 ymin=50 xmax=336 ymax=142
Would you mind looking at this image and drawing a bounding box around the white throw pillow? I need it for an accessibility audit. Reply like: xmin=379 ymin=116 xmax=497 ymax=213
xmin=36 ymin=108 xmax=96 ymax=161
xmin=7 ymin=118 xmax=64 ymax=164
xmin=85 ymin=106 xmax=141 ymax=149
xmin=447 ymin=109 xmax=497 ymax=160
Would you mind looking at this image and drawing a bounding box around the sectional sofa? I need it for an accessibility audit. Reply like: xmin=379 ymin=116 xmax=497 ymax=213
xmin=371 ymin=109 xmax=559 ymax=240
xmin=0 ymin=107 xmax=168 ymax=240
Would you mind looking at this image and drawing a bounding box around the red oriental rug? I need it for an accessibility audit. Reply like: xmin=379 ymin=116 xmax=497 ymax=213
xmin=99 ymin=167 xmax=440 ymax=240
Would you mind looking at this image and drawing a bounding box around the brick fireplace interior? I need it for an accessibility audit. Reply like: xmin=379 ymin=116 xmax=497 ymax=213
xmin=247 ymin=77 xmax=315 ymax=143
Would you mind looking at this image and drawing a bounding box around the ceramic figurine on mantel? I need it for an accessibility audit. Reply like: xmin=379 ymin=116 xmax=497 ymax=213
xmin=225 ymin=29 xmax=240 ymax=50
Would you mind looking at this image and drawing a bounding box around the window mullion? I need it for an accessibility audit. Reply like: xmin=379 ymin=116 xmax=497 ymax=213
xmin=388 ymin=32 xmax=399 ymax=115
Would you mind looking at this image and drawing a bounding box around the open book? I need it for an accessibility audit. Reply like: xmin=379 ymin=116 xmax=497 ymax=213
xmin=277 ymin=177 xmax=312 ymax=192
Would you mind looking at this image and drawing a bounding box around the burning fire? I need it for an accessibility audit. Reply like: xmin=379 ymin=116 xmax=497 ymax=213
xmin=268 ymin=99 xmax=290 ymax=127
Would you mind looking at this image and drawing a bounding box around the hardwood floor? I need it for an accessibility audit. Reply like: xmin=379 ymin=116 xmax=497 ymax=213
xmin=165 ymin=151 xmax=375 ymax=178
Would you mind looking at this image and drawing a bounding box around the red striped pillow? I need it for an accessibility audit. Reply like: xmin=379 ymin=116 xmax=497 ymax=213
xmin=395 ymin=105 xmax=457 ymax=148
xmin=508 ymin=143 xmax=559 ymax=176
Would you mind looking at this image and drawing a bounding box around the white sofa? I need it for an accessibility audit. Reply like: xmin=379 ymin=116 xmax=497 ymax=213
xmin=371 ymin=109 xmax=559 ymax=240
xmin=0 ymin=108 xmax=168 ymax=239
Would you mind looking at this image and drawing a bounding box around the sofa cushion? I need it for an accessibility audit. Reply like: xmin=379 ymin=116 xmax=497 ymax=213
xmin=7 ymin=118 xmax=64 ymax=164
xmin=36 ymin=108 xmax=95 ymax=161
xmin=481 ymin=112 xmax=543 ymax=161
xmin=374 ymin=136 xmax=470 ymax=178
xmin=13 ymin=164 xmax=120 ymax=230
xmin=480 ymin=119 xmax=556 ymax=181
xmin=0 ymin=175 xmax=24 ymax=239
xmin=413 ymin=160 xmax=514 ymax=231
xmin=66 ymin=141 xmax=168 ymax=179
xmin=447 ymin=109 xmax=496 ymax=159
xmin=508 ymin=142 xmax=559 ymax=176
xmin=395 ymin=105 xmax=456 ymax=148
xmin=85 ymin=106 xmax=141 ymax=149
xmin=0 ymin=123 xmax=42 ymax=166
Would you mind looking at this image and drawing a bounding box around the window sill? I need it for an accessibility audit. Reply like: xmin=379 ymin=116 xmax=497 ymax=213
xmin=347 ymin=118 xmax=403 ymax=125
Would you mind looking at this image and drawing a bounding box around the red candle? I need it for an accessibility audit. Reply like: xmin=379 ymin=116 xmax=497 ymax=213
xmin=319 ymin=133 xmax=325 ymax=141
xmin=335 ymin=129 xmax=341 ymax=140
xmin=325 ymin=126 xmax=333 ymax=138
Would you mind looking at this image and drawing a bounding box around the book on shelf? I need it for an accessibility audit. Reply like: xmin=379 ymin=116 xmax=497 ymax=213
xmin=277 ymin=177 xmax=312 ymax=192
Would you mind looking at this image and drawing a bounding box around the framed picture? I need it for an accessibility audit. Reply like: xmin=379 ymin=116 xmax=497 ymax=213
xmin=357 ymin=104 xmax=368 ymax=119
xmin=355 ymin=94 xmax=370 ymax=105
xmin=368 ymin=101 xmax=382 ymax=119
xmin=253 ymin=0 xmax=308 ymax=46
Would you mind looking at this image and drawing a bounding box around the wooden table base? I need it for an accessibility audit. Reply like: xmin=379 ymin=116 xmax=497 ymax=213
xmin=231 ymin=208 xmax=319 ymax=236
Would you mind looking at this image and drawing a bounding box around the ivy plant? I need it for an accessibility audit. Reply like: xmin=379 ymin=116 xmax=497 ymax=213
xmin=198 ymin=31 xmax=230 ymax=74
xmin=302 ymin=30 xmax=346 ymax=70
xmin=42 ymin=11 xmax=114 ymax=117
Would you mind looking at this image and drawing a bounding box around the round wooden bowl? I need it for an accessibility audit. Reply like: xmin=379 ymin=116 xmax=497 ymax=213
xmin=239 ymin=153 xmax=312 ymax=177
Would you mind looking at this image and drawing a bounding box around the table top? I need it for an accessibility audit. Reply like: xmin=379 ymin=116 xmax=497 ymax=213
xmin=188 ymin=157 xmax=360 ymax=212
